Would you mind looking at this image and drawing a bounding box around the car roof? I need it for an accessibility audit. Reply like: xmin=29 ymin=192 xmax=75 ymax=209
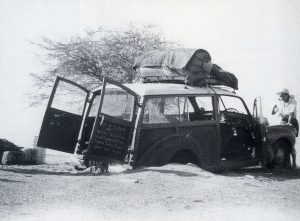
xmin=93 ymin=83 xmax=237 ymax=97
xmin=124 ymin=83 xmax=237 ymax=97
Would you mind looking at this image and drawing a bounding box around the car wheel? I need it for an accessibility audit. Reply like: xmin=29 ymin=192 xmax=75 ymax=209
xmin=273 ymin=141 xmax=291 ymax=169
xmin=170 ymin=150 xmax=199 ymax=165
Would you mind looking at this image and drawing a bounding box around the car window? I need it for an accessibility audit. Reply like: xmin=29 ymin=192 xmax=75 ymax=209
xmin=182 ymin=96 xmax=215 ymax=122
xmin=143 ymin=96 xmax=214 ymax=124
xmin=195 ymin=97 xmax=213 ymax=111
xmin=219 ymin=96 xmax=248 ymax=114
xmin=100 ymin=87 xmax=135 ymax=121
xmin=51 ymin=81 xmax=87 ymax=115
xmin=143 ymin=97 xmax=180 ymax=124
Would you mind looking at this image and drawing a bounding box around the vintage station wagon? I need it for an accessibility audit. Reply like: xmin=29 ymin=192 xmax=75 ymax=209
xmin=37 ymin=76 xmax=296 ymax=171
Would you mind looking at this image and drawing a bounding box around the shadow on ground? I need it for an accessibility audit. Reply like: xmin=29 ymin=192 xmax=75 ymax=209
xmin=123 ymin=167 xmax=200 ymax=177
xmin=0 ymin=178 xmax=25 ymax=183
xmin=222 ymin=166 xmax=300 ymax=181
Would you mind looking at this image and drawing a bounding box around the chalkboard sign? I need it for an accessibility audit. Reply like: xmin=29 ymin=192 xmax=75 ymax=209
xmin=87 ymin=117 xmax=130 ymax=163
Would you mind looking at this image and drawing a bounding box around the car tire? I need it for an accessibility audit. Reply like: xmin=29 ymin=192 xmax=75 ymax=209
xmin=273 ymin=140 xmax=291 ymax=169
xmin=170 ymin=150 xmax=199 ymax=165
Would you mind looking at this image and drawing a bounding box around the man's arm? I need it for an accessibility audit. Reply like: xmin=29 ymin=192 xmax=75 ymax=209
xmin=272 ymin=104 xmax=279 ymax=115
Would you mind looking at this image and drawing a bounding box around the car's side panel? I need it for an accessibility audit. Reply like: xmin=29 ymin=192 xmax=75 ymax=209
xmin=136 ymin=134 xmax=200 ymax=166
xmin=134 ymin=121 xmax=220 ymax=170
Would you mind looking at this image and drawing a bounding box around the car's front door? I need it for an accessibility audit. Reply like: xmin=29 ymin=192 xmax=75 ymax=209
xmin=218 ymin=95 xmax=255 ymax=163
xmin=37 ymin=77 xmax=89 ymax=153
xmin=86 ymin=77 xmax=139 ymax=164
xmin=251 ymin=96 xmax=271 ymax=161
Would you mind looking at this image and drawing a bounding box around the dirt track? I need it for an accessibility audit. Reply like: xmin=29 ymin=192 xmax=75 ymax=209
xmin=1 ymin=150 xmax=300 ymax=221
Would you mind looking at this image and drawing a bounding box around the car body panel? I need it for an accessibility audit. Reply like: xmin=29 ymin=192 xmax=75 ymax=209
xmin=134 ymin=121 xmax=220 ymax=169
xmin=267 ymin=125 xmax=296 ymax=147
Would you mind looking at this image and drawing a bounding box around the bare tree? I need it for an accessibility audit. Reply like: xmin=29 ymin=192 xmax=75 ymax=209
xmin=30 ymin=24 xmax=178 ymax=106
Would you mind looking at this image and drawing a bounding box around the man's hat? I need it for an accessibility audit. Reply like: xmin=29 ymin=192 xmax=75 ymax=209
xmin=276 ymin=88 xmax=290 ymax=95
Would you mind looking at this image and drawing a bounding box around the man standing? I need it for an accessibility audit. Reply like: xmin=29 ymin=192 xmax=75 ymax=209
xmin=272 ymin=88 xmax=298 ymax=168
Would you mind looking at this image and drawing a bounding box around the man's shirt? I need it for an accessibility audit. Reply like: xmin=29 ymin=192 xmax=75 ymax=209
xmin=278 ymin=97 xmax=297 ymax=119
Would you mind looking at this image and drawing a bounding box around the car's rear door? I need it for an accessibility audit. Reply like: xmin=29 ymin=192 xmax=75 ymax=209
xmin=86 ymin=77 xmax=139 ymax=163
xmin=37 ymin=77 xmax=89 ymax=153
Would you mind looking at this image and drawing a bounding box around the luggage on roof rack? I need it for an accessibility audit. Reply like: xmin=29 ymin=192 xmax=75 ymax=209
xmin=133 ymin=48 xmax=238 ymax=90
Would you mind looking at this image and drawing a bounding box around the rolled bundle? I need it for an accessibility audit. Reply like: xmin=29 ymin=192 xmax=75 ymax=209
xmin=133 ymin=48 xmax=238 ymax=90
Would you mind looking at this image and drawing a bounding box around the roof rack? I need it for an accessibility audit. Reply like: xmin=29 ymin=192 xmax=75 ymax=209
xmin=142 ymin=76 xmax=185 ymax=84
xmin=210 ymin=85 xmax=236 ymax=94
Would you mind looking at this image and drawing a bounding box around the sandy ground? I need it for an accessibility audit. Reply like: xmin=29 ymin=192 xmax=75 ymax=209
xmin=1 ymin=143 xmax=300 ymax=221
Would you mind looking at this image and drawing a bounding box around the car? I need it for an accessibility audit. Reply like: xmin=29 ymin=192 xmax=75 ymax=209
xmin=37 ymin=76 xmax=296 ymax=171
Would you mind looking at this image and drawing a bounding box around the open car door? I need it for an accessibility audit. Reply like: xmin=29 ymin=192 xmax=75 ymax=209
xmin=37 ymin=77 xmax=89 ymax=153
xmin=252 ymin=96 xmax=272 ymax=163
xmin=86 ymin=77 xmax=139 ymax=164
xmin=252 ymin=96 xmax=264 ymax=124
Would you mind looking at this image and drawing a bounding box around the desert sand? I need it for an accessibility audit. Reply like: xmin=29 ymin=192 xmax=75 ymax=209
xmin=1 ymin=144 xmax=300 ymax=221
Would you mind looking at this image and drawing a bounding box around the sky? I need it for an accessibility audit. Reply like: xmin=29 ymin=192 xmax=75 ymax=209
xmin=0 ymin=0 xmax=300 ymax=147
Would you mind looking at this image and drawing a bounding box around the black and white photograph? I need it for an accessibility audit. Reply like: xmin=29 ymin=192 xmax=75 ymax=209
xmin=1 ymin=0 xmax=300 ymax=220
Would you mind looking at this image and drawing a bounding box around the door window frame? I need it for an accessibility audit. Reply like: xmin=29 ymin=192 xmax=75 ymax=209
xmin=217 ymin=94 xmax=252 ymax=120
xmin=47 ymin=76 xmax=90 ymax=116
